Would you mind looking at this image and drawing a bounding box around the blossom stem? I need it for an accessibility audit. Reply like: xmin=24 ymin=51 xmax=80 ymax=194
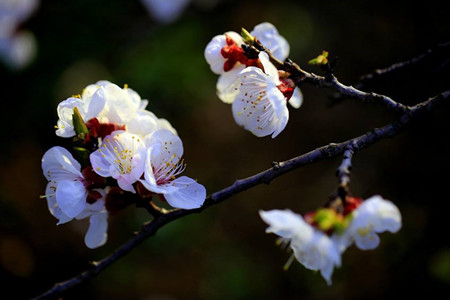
xmin=336 ymin=146 xmax=354 ymax=205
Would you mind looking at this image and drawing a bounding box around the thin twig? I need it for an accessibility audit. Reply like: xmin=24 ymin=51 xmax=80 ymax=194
xmin=358 ymin=42 xmax=450 ymax=84
xmin=33 ymin=90 xmax=449 ymax=300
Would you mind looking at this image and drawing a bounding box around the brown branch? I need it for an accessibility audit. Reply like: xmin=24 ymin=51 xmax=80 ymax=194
xmin=33 ymin=90 xmax=449 ymax=300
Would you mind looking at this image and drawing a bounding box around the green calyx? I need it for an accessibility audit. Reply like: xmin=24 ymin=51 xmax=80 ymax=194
xmin=314 ymin=208 xmax=352 ymax=234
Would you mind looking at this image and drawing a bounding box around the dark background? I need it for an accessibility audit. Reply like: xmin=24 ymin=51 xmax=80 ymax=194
xmin=1 ymin=0 xmax=449 ymax=299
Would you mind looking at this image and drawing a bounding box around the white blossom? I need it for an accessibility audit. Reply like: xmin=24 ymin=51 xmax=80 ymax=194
xmin=41 ymin=146 xmax=108 ymax=249
xmin=338 ymin=195 xmax=402 ymax=251
xmin=205 ymin=22 xmax=293 ymax=105
xmin=260 ymin=209 xmax=341 ymax=285
xmin=204 ymin=31 xmax=244 ymax=75
xmin=90 ymin=131 xmax=146 ymax=193
xmin=140 ymin=129 xmax=206 ymax=209
xmin=42 ymin=146 xmax=87 ymax=219
xmin=232 ymin=52 xmax=302 ymax=138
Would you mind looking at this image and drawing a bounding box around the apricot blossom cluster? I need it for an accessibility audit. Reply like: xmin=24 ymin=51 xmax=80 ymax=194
xmin=41 ymin=81 xmax=206 ymax=248
xmin=260 ymin=195 xmax=402 ymax=284
xmin=204 ymin=22 xmax=303 ymax=138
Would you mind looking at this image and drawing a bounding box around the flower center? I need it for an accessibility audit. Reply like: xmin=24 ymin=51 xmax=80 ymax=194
xmin=277 ymin=78 xmax=295 ymax=100
xmin=153 ymin=153 xmax=186 ymax=185
xmin=99 ymin=135 xmax=140 ymax=175
xmin=221 ymin=35 xmax=259 ymax=71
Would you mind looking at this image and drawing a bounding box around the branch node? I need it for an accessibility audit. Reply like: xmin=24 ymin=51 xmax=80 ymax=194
xmin=271 ymin=161 xmax=280 ymax=170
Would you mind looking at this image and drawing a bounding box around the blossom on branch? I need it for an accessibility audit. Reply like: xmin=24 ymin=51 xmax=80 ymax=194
xmin=140 ymin=129 xmax=206 ymax=209
xmin=232 ymin=52 xmax=302 ymax=138
xmin=260 ymin=209 xmax=341 ymax=285
xmin=41 ymin=146 xmax=108 ymax=249
xmin=260 ymin=195 xmax=402 ymax=284
xmin=205 ymin=22 xmax=303 ymax=137
xmin=43 ymin=79 xmax=205 ymax=248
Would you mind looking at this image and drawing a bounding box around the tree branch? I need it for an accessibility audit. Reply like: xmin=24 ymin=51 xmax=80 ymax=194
xmin=248 ymin=41 xmax=418 ymax=113
xmin=357 ymin=42 xmax=450 ymax=84
xmin=33 ymin=90 xmax=449 ymax=300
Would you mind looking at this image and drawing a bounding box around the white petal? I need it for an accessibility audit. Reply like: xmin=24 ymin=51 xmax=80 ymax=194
xmin=76 ymin=193 xmax=106 ymax=220
xmin=84 ymin=211 xmax=108 ymax=249
xmin=288 ymin=87 xmax=303 ymax=109
xmin=291 ymin=230 xmax=341 ymax=285
xmin=266 ymin=82 xmax=289 ymax=138
xmin=258 ymin=52 xmax=280 ymax=84
xmin=259 ymin=209 xmax=312 ymax=240
xmin=42 ymin=146 xmax=82 ymax=181
xmin=205 ymin=31 xmax=243 ymax=75
xmin=85 ymin=89 xmax=106 ymax=121
xmin=363 ymin=195 xmax=402 ymax=233
xmin=55 ymin=180 xmax=87 ymax=218
xmin=55 ymin=97 xmax=84 ymax=138
xmin=45 ymin=182 xmax=73 ymax=224
xmin=116 ymin=174 xmax=138 ymax=193
xmin=216 ymin=65 xmax=246 ymax=104
xmin=251 ymin=22 xmax=289 ymax=61
xmin=95 ymin=83 xmax=138 ymax=124
xmin=125 ymin=110 xmax=159 ymax=138
xmin=139 ymin=99 xmax=149 ymax=110
xmin=157 ymin=118 xmax=178 ymax=136
xmin=144 ymin=129 xmax=183 ymax=163
xmin=164 ymin=176 xmax=206 ymax=209
xmin=124 ymin=86 xmax=142 ymax=108
xmin=205 ymin=34 xmax=228 ymax=75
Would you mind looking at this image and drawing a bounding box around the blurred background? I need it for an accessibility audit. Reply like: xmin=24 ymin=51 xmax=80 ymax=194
xmin=1 ymin=0 xmax=449 ymax=299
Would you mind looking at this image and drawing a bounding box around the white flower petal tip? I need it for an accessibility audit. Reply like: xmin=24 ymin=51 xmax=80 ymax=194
xmin=289 ymin=87 xmax=303 ymax=109
xmin=84 ymin=211 xmax=108 ymax=249
xmin=260 ymin=209 xmax=341 ymax=284
xmin=164 ymin=176 xmax=206 ymax=209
